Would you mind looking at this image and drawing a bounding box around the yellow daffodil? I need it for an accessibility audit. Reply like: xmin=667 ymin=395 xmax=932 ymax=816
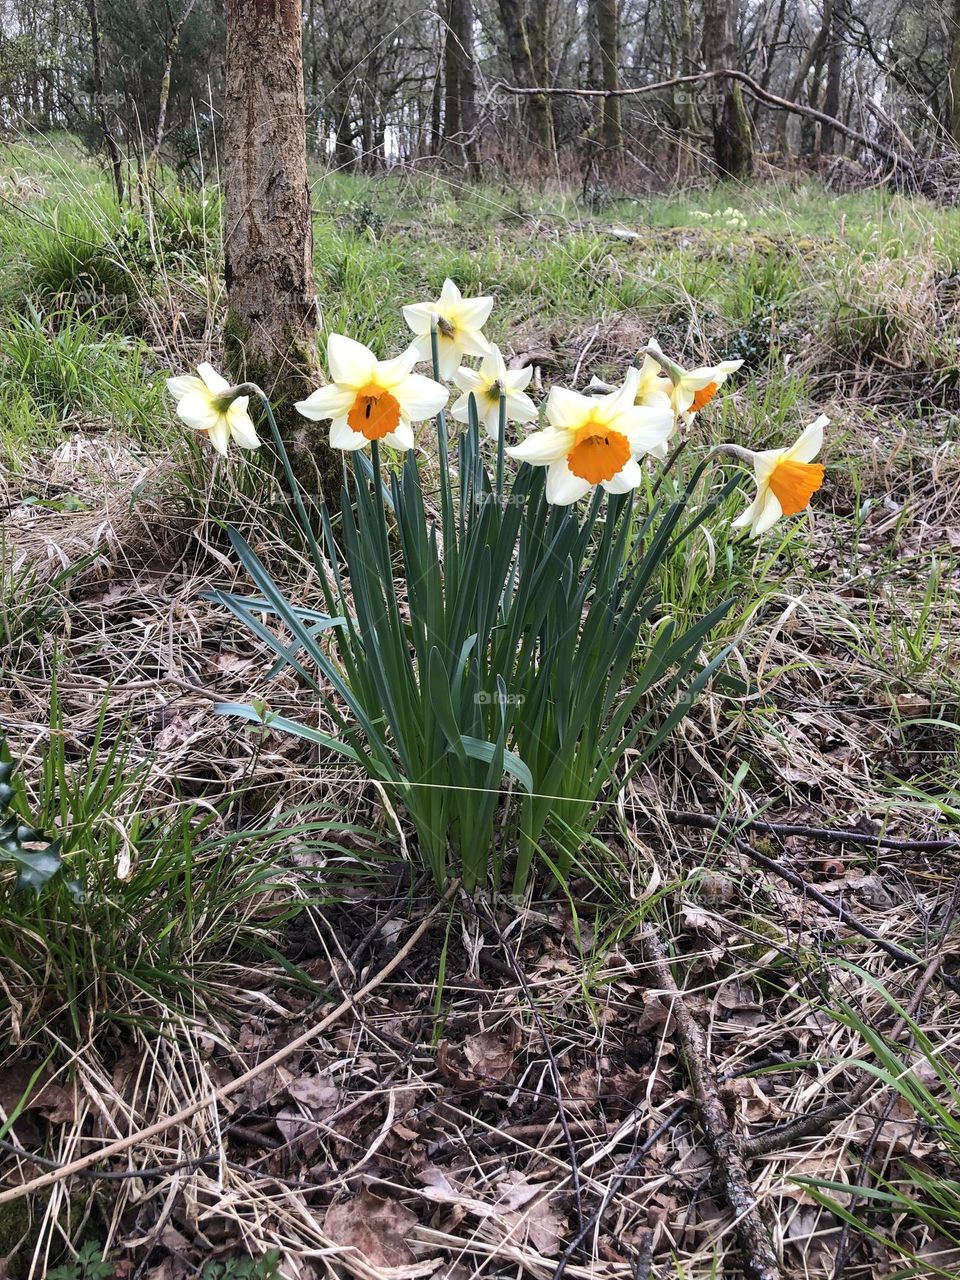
xmin=507 ymin=377 xmax=673 ymax=505
xmin=731 ymin=415 xmax=828 ymax=537
xmin=295 ymin=334 xmax=448 ymax=452
xmin=450 ymin=344 xmax=537 ymax=438
xmin=646 ymin=338 xmax=744 ymax=423
xmin=166 ymin=362 xmax=260 ymax=456
xmin=402 ymin=278 xmax=493 ymax=379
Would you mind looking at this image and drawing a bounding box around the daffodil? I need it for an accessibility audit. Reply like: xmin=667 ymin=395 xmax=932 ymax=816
xmin=167 ymin=362 xmax=260 ymax=456
xmin=730 ymin=415 xmax=827 ymax=537
xmin=646 ymin=338 xmax=744 ymax=423
xmin=295 ymin=334 xmax=448 ymax=452
xmin=402 ymin=278 xmax=493 ymax=379
xmin=450 ymin=345 xmax=537 ymax=438
xmin=507 ymin=377 xmax=673 ymax=506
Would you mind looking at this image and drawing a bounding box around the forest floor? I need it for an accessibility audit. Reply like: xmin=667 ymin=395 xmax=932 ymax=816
xmin=1 ymin=135 xmax=960 ymax=1280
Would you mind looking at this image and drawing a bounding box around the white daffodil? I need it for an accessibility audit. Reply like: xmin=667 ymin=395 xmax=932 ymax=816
xmin=166 ymin=362 xmax=260 ymax=456
xmin=730 ymin=415 xmax=827 ymax=537
xmin=646 ymin=338 xmax=744 ymax=423
xmin=402 ymin=278 xmax=493 ymax=379
xmin=507 ymin=376 xmax=673 ymax=506
xmin=450 ymin=344 xmax=537 ymax=439
xmin=295 ymin=334 xmax=448 ymax=452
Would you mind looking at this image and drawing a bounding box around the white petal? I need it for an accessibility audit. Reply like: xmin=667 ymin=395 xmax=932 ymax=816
xmin=732 ymin=490 xmax=763 ymax=530
xmin=407 ymin=332 xmax=434 ymax=364
xmin=392 ymin=372 xmax=448 ymax=421
xmin=435 ymin=337 xmax=461 ymax=380
xmin=197 ymin=362 xmax=231 ymax=395
xmin=452 ymin=367 xmax=484 ymax=394
xmin=546 ymin=458 xmax=591 ymax=505
xmin=326 ymin=334 xmax=376 ymax=387
xmin=789 ymin=415 xmax=828 ymax=463
xmin=603 ymin=458 xmax=644 ymax=494
xmin=207 ymin=417 xmax=231 ymax=456
xmin=623 ymin=405 xmax=675 ymax=456
xmin=438 ymin=278 xmax=462 ymax=309
xmin=504 ymin=391 xmax=538 ymax=424
xmin=176 ymin=391 xmax=220 ymax=432
xmin=385 ymin=421 xmax=415 ymax=450
xmin=507 ymin=425 xmax=571 ymax=465
xmin=455 ymin=296 xmax=494 ymax=331
xmin=376 ymin=347 xmax=419 ymax=386
xmin=450 ymin=392 xmax=473 ymax=424
xmin=227 ymin=401 xmax=260 ymax=449
xmin=753 ymin=488 xmax=783 ymax=536
xmin=457 ymin=329 xmax=493 ymax=359
xmin=402 ymin=301 xmax=436 ymax=336
xmin=545 ymin=385 xmax=593 ymax=431
xmin=330 ymin=416 xmax=368 ymax=451
xmin=504 ymin=363 xmax=533 ymax=393
xmin=295 ymin=384 xmax=355 ymax=421
xmin=167 ymin=374 xmax=206 ymax=401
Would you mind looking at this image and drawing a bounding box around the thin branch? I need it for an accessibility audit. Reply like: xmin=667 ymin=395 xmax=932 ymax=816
xmin=640 ymin=923 xmax=784 ymax=1280
xmin=491 ymin=69 xmax=907 ymax=170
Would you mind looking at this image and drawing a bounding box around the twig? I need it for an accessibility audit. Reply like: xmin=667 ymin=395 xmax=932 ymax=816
xmin=491 ymin=70 xmax=907 ymax=171
xmin=663 ymin=812 xmax=960 ymax=998
xmin=551 ymin=1103 xmax=689 ymax=1280
xmin=742 ymin=936 xmax=947 ymax=1158
xmin=665 ymin=809 xmax=959 ymax=855
xmin=479 ymin=903 xmax=586 ymax=1246
xmin=640 ymin=924 xmax=783 ymax=1280
xmin=0 ymin=883 xmax=457 ymax=1205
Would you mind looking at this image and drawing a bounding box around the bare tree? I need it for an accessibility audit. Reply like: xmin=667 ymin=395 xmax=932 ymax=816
xmin=223 ymin=0 xmax=337 ymax=501
xmin=703 ymin=0 xmax=753 ymax=177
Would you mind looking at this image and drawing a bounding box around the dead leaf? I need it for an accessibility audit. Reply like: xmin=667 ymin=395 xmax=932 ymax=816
xmin=0 ymin=1061 xmax=73 ymax=1125
xmin=324 ymin=1187 xmax=420 ymax=1268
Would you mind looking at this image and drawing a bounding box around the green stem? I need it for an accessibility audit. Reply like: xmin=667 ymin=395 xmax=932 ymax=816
xmin=233 ymin=382 xmax=332 ymax=610
xmin=496 ymin=390 xmax=506 ymax=506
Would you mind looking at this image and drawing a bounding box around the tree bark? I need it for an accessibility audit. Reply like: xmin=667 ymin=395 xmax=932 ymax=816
xmin=223 ymin=0 xmax=337 ymax=504
xmin=595 ymin=0 xmax=622 ymax=165
xmin=702 ymin=0 xmax=753 ymax=179
xmin=820 ymin=0 xmax=845 ymax=154
xmin=146 ymin=0 xmax=199 ymax=184
xmin=444 ymin=0 xmax=480 ymax=176
xmin=949 ymin=0 xmax=960 ymax=143
xmin=85 ymin=0 xmax=124 ymax=202
xmin=495 ymin=0 xmax=555 ymax=161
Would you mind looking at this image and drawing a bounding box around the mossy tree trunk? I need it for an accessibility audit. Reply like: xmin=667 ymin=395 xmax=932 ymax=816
xmin=949 ymin=0 xmax=960 ymax=144
xmin=223 ymin=0 xmax=341 ymax=506
xmin=702 ymin=0 xmax=753 ymax=180
xmin=595 ymin=0 xmax=623 ymax=169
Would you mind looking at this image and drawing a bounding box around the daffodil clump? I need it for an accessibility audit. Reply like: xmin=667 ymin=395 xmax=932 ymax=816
xmin=170 ymin=281 xmax=826 ymax=895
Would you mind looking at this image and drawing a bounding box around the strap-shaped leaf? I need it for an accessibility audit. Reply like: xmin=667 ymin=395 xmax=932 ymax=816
xmin=457 ymin=736 xmax=534 ymax=794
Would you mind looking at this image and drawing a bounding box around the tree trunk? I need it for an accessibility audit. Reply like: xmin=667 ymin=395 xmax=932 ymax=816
xmin=495 ymin=0 xmax=555 ymax=161
xmin=146 ymin=0 xmax=198 ymax=184
xmin=820 ymin=0 xmax=845 ymax=154
xmin=595 ymin=0 xmax=622 ymax=165
xmin=223 ymin=0 xmax=337 ymax=504
xmin=443 ymin=0 xmax=480 ymax=175
xmin=702 ymin=0 xmax=753 ymax=179
xmin=949 ymin=0 xmax=960 ymax=144
xmin=85 ymin=0 xmax=124 ymax=202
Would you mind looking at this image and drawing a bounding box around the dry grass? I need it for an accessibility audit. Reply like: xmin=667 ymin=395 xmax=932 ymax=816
xmin=2 ymin=149 xmax=960 ymax=1279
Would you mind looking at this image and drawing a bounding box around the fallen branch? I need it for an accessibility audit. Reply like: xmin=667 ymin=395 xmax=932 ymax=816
xmin=640 ymin=924 xmax=784 ymax=1280
xmin=742 ymin=932 xmax=948 ymax=1157
xmin=491 ymin=70 xmax=907 ymax=172
xmin=666 ymin=810 xmax=960 ymax=855
xmin=661 ymin=812 xmax=960 ymax=998
xmin=0 ymin=883 xmax=458 ymax=1205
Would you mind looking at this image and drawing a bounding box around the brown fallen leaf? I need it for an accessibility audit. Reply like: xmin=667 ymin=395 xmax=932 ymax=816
xmin=324 ymin=1186 xmax=420 ymax=1269
xmin=0 ymin=1061 xmax=73 ymax=1125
